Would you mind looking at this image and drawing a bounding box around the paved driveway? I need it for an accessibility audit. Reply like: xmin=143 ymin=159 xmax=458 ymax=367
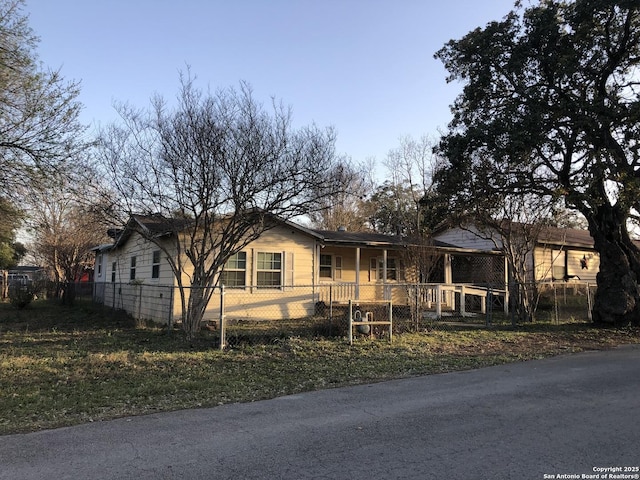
xmin=1 ymin=345 xmax=639 ymax=480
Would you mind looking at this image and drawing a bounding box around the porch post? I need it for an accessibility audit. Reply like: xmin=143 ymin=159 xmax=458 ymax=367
xmin=355 ymin=247 xmax=360 ymax=301
xmin=444 ymin=254 xmax=454 ymax=310
xmin=383 ymin=249 xmax=388 ymax=300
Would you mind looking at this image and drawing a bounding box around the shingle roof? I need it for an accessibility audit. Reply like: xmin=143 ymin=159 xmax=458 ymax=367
xmin=537 ymin=225 xmax=594 ymax=248
xmin=309 ymin=229 xmax=458 ymax=249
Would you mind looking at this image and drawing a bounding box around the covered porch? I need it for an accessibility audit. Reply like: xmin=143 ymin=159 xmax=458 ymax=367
xmin=310 ymin=228 xmax=509 ymax=317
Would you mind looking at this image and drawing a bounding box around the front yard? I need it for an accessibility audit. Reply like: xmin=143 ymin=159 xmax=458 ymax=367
xmin=1 ymin=300 xmax=638 ymax=435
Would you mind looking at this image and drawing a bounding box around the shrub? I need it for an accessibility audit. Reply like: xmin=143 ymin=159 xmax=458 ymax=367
xmin=9 ymin=284 xmax=35 ymax=309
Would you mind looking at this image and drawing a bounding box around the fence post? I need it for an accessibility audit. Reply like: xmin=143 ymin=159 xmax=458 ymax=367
xmin=348 ymin=299 xmax=353 ymax=345
xmin=550 ymin=283 xmax=557 ymax=324
xmin=219 ymin=285 xmax=226 ymax=351
xmin=167 ymin=285 xmax=175 ymax=332
xmin=329 ymin=284 xmax=333 ymax=323
xmin=388 ymin=300 xmax=393 ymax=343
xmin=415 ymin=284 xmax=420 ymax=332
xmin=586 ymin=282 xmax=593 ymax=322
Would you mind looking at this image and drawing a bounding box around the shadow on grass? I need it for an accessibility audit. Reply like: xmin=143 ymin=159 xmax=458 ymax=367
xmin=0 ymin=299 xmax=225 ymax=354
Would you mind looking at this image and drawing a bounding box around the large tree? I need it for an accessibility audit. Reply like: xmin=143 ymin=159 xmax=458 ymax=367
xmin=0 ymin=0 xmax=86 ymax=196
xmin=435 ymin=0 xmax=640 ymax=326
xmin=98 ymin=74 xmax=345 ymax=339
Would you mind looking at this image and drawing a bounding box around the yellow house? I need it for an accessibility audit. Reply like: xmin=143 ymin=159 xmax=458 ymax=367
xmin=93 ymin=215 xmax=504 ymax=324
xmin=433 ymin=223 xmax=601 ymax=284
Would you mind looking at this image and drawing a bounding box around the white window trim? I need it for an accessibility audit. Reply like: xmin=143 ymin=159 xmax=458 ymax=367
xmin=376 ymin=256 xmax=403 ymax=282
xmin=319 ymin=254 xmax=342 ymax=281
xmin=221 ymin=251 xmax=248 ymax=288
xmin=253 ymin=250 xmax=292 ymax=290
xmin=151 ymin=250 xmax=161 ymax=280
xmin=129 ymin=256 xmax=137 ymax=281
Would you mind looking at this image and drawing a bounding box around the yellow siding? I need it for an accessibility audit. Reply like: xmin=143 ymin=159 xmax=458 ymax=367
xmin=534 ymin=245 xmax=599 ymax=283
xmin=199 ymin=225 xmax=318 ymax=320
xmin=566 ymin=249 xmax=598 ymax=283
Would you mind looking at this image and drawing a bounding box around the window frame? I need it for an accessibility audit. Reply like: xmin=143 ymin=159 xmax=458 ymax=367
xmin=256 ymin=251 xmax=282 ymax=288
xmin=129 ymin=256 xmax=137 ymax=281
xmin=319 ymin=254 xmax=333 ymax=279
xmin=151 ymin=250 xmax=161 ymax=279
xmin=221 ymin=251 xmax=247 ymax=288
xmin=319 ymin=254 xmax=343 ymax=281
xmin=375 ymin=256 xmax=403 ymax=282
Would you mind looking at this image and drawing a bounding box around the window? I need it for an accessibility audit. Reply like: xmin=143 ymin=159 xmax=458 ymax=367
xmin=152 ymin=250 xmax=161 ymax=279
xmin=375 ymin=257 xmax=403 ymax=281
xmin=257 ymin=252 xmax=281 ymax=287
xmin=386 ymin=258 xmax=400 ymax=281
xmin=221 ymin=252 xmax=247 ymax=287
xmin=552 ymin=249 xmax=565 ymax=281
xmin=111 ymin=262 xmax=116 ymax=283
xmin=319 ymin=254 xmax=342 ymax=280
xmin=97 ymin=254 xmax=103 ymax=277
xmin=130 ymin=256 xmax=137 ymax=281
xmin=320 ymin=254 xmax=332 ymax=278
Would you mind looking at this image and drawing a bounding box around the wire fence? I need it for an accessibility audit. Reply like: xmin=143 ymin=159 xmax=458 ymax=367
xmin=88 ymin=280 xmax=597 ymax=347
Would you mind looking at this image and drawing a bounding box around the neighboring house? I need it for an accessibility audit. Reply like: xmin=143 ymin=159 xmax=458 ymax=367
xmin=93 ymin=215 xmax=504 ymax=324
xmin=433 ymin=224 xmax=600 ymax=284
xmin=8 ymin=266 xmax=46 ymax=285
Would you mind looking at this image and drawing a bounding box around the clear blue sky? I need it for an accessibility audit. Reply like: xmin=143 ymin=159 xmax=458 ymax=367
xmin=26 ymin=0 xmax=517 ymax=167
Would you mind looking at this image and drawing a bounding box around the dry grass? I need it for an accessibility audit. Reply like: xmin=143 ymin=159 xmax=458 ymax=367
xmin=1 ymin=300 xmax=638 ymax=435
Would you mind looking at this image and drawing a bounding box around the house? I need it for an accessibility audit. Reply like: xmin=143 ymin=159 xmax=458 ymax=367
xmin=433 ymin=223 xmax=600 ymax=284
xmin=93 ymin=215 xmax=505 ymax=325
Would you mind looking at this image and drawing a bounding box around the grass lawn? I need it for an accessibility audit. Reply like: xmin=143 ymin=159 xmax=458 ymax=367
xmin=1 ymin=299 xmax=638 ymax=435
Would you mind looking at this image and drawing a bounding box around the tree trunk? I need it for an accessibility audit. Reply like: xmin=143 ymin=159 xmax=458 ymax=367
xmin=61 ymin=281 xmax=76 ymax=305
xmin=183 ymin=286 xmax=210 ymax=340
xmin=588 ymin=208 xmax=640 ymax=326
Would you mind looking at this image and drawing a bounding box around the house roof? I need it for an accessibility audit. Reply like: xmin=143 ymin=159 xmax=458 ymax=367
xmin=91 ymin=243 xmax=115 ymax=253
xmin=537 ymin=225 xmax=595 ymax=248
xmin=93 ymin=213 xmax=498 ymax=255
xmin=113 ymin=215 xmax=193 ymax=248
xmin=309 ymin=229 xmax=406 ymax=248
xmin=308 ymin=228 xmax=492 ymax=254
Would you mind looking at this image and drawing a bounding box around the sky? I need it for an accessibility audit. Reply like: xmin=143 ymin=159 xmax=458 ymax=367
xmin=25 ymin=0 xmax=518 ymax=170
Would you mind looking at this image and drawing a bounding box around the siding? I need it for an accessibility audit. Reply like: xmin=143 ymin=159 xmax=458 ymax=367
xmin=534 ymin=245 xmax=599 ymax=283
xmin=201 ymin=225 xmax=319 ymax=321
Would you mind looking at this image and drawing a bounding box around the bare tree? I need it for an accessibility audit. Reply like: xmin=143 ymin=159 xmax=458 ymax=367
xmin=376 ymin=135 xmax=442 ymax=236
xmin=98 ymin=73 xmax=345 ymax=339
xmin=307 ymin=159 xmax=375 ymax=232
xmin=26 ymin=183 xmax=108 ymax=304
xmin=460 ymin=194 xmax=557 ymax=323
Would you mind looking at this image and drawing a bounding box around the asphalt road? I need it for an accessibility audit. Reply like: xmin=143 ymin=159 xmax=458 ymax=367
xmin=1 ymin=345 xmax=639 ymax=480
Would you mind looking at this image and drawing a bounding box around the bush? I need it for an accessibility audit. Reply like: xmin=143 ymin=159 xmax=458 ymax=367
xmin=9 ymin=284 xmax=35 ymax=309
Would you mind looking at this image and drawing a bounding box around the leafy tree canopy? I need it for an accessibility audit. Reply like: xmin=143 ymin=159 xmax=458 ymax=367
xmin=435 ymin=0 xmax=640 ymax=325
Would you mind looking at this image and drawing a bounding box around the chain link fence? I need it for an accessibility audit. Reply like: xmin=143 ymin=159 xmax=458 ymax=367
xmin=531 ymin=281 xmax=595 ymax=324
xmin=90 ymin=280 xmax=596 ymax=347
